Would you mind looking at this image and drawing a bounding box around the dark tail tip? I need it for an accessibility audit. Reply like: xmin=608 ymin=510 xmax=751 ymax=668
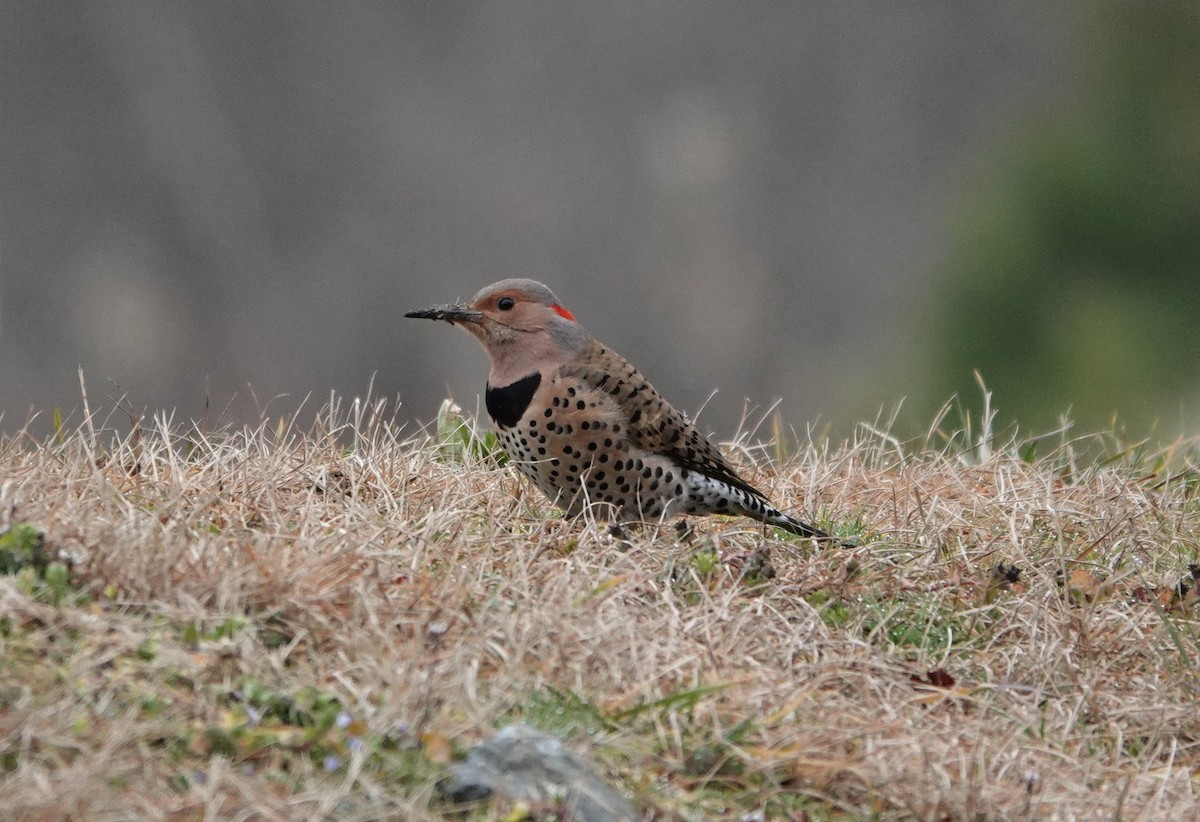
xmin=778 ymin=514 xmax=858 ymax=548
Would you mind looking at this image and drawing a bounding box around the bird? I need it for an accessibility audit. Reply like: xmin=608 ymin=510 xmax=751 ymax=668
xmin=406 ymin=279 xmax=842 ymax=542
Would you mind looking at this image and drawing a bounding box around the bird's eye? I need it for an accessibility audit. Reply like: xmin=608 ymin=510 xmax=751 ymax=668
xmin=497 ymin=297 xmax=515 ymax=311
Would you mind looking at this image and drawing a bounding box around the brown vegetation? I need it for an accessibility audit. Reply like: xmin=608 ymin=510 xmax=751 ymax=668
xmin=2 ymin=397 xmax=1198 ymax=819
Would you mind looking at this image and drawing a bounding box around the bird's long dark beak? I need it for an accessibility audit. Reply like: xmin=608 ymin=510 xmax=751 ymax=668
xmin=404 ymin=304 xmax=485 ymax=324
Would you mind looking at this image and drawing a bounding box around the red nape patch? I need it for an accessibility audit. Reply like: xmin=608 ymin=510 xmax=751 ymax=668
xmin=551 ymin=303 xmax=576 ymax=322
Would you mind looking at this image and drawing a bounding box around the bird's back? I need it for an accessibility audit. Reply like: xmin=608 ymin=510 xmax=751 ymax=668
xmin=490 ymin=338 xmax=797 ymax=526
xmin=559 ymin=340 xmax=763 ymax=499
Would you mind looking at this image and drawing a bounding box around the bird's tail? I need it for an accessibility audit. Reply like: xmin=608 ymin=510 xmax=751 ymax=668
xmin=759 ymin=506 xmax=857 ymax=548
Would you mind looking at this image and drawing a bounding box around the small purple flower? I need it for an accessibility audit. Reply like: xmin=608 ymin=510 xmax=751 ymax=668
xmin=348 ymin=737 xmax=364 ymax=753
xmin=323 ymin=755 xmax=343 ymax=771
xmin=335 ymin=711 xmax=352 ymax=730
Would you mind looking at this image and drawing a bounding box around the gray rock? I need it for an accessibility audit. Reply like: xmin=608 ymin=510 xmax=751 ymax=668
xmin=440 ymin=724 xmax=638 ymax=821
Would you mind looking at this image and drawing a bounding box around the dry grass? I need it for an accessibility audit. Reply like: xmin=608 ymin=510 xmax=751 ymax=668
xmin=2 ymin=394 xmax=1199 ymax=820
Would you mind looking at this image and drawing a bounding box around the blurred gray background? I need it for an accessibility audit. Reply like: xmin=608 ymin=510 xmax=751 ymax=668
xmin=3 ymin=3 xmax=1196 ymax=442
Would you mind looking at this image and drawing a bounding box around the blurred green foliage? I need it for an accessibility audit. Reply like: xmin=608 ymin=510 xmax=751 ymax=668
xmin=923 ymin=4 xmax=1200 ymax=438
xmin=0 ymin=523 xmax=49 ymax=575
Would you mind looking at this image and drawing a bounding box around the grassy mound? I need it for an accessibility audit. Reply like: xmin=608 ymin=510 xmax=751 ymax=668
xmin=1 ymin=397 xmax=1198 ymax=819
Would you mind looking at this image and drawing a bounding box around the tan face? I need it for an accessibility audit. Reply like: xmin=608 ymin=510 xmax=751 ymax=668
xmin=406 ymin=279 xmax=589 ymax=381
xmin=465 ymin=287 xmax=574 ymax=337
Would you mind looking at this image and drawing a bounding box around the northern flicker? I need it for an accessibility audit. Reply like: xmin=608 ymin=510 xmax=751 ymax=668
xmin=406 ymin=279 xmax=840 ymax=542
